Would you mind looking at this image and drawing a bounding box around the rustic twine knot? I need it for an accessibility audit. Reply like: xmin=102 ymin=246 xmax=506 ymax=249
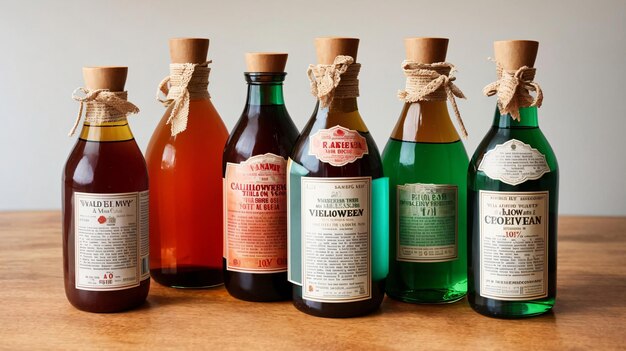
xmin=307 ymin=55 xmax=360 ymax=108
xmin=156 ymin=61 xmax=211 ymax=136
xmin=69 ymin=88 xmax=139 ymax=136
xmin=483 ymin=62 xmax=543 ymax=121
xmin=398 ymin=61 xmax=468 ymax=138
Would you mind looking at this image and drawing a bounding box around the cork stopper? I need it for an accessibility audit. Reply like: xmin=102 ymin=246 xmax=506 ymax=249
xmin=315 ymin=37 xmax=359 ymax=64
xmin=169 ymin=38 xmax=210 ymax=64
xmin=82 ymin=66 xmax=127 ymax=91
xmin=405 ymin=37 xmax=448 ymax=63
xmin=245 ymin=53 xmax=288 ymax=72
xmin=494 ymin=40 xmax=539 ymax=70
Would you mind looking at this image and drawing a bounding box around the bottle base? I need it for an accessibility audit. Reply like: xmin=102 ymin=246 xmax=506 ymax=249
xmin=387 ymin=288 xmax=466 ymax=304
xmin=65 ymin=279 xmax=150 ymax=313
xmin=151 ymin=266 xmax=223 ymax=288
xmin=469 ymin=294 xmax=555 ymax=319
xmin=292 ymin=280 xmax=386 ymax=318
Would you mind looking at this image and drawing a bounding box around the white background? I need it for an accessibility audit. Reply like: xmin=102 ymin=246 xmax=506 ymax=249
xmin=0 ymin=0 xmax=624 ymax=215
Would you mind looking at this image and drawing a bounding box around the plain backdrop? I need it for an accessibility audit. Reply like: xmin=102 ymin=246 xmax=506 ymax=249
xmin=0 ymin=0 xmax=624 ymax=215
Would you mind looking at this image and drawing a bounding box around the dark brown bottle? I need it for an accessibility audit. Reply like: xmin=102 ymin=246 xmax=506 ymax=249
xmin=287 ymin=38 xmax=388 ymax=318
xmin=222 ymin=53 xmax=298 ymax=301
xmin=62 ymin=67 xmax=149 ymax=312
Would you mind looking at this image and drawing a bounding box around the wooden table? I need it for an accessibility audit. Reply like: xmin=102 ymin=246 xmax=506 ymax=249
xmin=1 ymin=212 xmax=624 ymax=350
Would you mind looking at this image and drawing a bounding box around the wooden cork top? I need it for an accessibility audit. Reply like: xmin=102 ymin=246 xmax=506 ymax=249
xmin=245 ymin=53 xmax=288 ymax=72
xmin=494 ymin=40 xmax=539 ymax=70
xmin=82 ymin=66 xmax=127 ymax=91
xmin=315 ymin=37 xmax=359 ymax=64
xmin=169 ymin=38 xmax=210 ymax=64
xmin=405 ymin=37 xmax=448 ymax=63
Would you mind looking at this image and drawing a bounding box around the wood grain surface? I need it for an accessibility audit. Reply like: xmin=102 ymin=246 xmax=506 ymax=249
xmin=0 ymin=212 xmax=624 ymax=350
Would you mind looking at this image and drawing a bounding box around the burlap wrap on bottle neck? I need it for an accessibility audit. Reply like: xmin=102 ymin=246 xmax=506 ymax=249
xmin=157 ymin=61 xmax=211 ymax=136
xmin=483 ymin=62 xmax=543 ymax=121
xmin=69 ymin=88 xmax=140 ymax=136
xmin=307 ymin=55 xmax=360 ymax=108
xmin=398 ymin=61 xmax=468 ymax=138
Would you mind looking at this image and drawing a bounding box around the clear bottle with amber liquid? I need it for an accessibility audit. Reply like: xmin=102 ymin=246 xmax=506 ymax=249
xmin=468 ymin=40 xmax=558 ymax=318
xmin=146 ymin=38 xmax=229 ymax=288
xmin=222 ymin=53 xmax=299 ymax=301
xmin=287 ymin=38 xmax=389 ymax=318
xmin=63 ymin=67 xmax=149 ymax=312
xmin=383 ymin=38 xmax=469 ymax=304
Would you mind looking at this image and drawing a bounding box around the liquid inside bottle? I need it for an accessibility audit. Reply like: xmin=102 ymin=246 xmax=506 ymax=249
xmin=287 ymin=38 xmax=388 ymax=318
xmin=146 ymin=38 xmax=228 ymax=288
xmin=223 ymin=53 xmax=299 ymax=301
xmin=383 ymin=102 xmax=468 ymax=303
xmin=63 ymin=67 xmax=150 ymax=312
xmin=467 ymin=40 xmax=558 ymax=318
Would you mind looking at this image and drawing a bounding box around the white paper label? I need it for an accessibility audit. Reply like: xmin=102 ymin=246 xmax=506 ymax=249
xmin=301 ymin=177 xmax=371 ymax=303
xmin=479 ymin=190 xmax=549 ymax=301
xmin=478 ymin=139 xmax=550 ymax=186
xmin=74 ymin=191 xmax=149 ymax=291
xmin=396 ymin=183 xmax=457 ymax=262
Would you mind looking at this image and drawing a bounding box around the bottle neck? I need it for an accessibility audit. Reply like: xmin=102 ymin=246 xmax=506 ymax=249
xmin=314 ymin=97 xmax=367 ymax=132
xmin=245 ymin=73 xmax=285 ymax=106
xmin=390 ymin=100 xmax=460 ymax=143
xmin=493 ymin=106 xmax=539 ymax=128
xmin=79 ymin=119 xmax=134 ymax=142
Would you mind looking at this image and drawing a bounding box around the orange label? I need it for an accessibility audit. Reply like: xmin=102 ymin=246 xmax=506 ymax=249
xmin=224 ymin=153 xmax=287 ymax=273
xmin=308 ymin=125 xmax=369 ymax=166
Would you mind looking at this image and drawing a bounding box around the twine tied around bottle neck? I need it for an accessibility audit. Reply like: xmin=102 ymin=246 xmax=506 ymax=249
xmin=69 ymin=88 xmax=140 ymax=136
xmin=398 ymin=61 xmax=468 ymax=138
xmin=307 ymin=55 xmax=360 ymax=109
xmin=156 ymin=61 xmax=211 ymax=136
xmin=483 ymin=61 xmax=543 ymax=121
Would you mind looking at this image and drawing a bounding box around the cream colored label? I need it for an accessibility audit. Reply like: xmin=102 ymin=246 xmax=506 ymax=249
xmin=74 ymin=191 xmax=149 ymax=291
xmin=479 ymin=190 xmax=549 ymax=301
xmin=308 ymin=125 xmax=369 ymax=167
xmin=301 ymin=177 xmax=371 ymax=303
xmin=478 ymin=139 xmax=550 ymax=186
xmin=397 ymin=184 xmax=457 ymax=262
xmin=224 ymin=153 xmax=288 ymax=273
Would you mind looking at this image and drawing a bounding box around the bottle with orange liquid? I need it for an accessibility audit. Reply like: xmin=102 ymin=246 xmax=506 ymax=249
xmin=146 ymin=38 xmax=228 ymax=288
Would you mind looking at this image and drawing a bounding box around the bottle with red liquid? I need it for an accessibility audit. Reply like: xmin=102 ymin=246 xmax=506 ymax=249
xmin=223 ymin=53 xmax=298 ymax=301
xmin=146 ymin=38 xmax=228 ymax=288
xmin=63 ymin=67 xmax=150 ymax=312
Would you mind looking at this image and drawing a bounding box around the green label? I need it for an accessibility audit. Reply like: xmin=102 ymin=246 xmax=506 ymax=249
xmin=396 ymin=184 xmax=457 ymax=262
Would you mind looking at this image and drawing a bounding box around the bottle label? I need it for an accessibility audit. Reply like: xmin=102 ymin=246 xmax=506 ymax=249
xmin=224 ymin=153 xmax=288 ymax=273
xmin=300 ymin=177 xmax=371 ymax=303
xmin=74 ymin=191 xmax=149 ymax=291
xmin=479 ymin=190 xmax=549 ymax=301
xmin=396 ymin=184 xmax=457 ymax=262
xmin=308 ymin=125 xmax=369 ymax=167
xmin=478 ymin=139 xmax=550 ymax=186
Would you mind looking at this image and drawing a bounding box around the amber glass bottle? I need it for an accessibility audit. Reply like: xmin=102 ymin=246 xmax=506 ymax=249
xmin=63 ymin=67 xmax=149 ymax=312
xmin=287 ymin=38 xmax=389 ymax=318
xmin=223 ymin=53 xmax=298 ymax=301
xmin=146 ymin=38 xmax=228 ymax=288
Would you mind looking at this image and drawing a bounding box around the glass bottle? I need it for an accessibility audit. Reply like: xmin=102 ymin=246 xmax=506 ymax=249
xmin=287 ymin=38 xmax=389 ymax=318
xmin=468 ymin=40 xmax=558 ymax=318
xmin=63 ymin=67 xmax=150 ymax=312
xmin=146 ymin=38 xmax=228 ymax=288
xmin=383 ymin=38 xmax=468 ymax=303
xmin=222 ymin=53 xmax=299 ymax=301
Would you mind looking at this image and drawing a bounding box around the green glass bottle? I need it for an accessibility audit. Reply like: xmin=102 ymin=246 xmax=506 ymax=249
xmin=383 ymin=38 xmax=468 ymax=303
xmin=468 ymin=40 xmax=558 ymax=318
